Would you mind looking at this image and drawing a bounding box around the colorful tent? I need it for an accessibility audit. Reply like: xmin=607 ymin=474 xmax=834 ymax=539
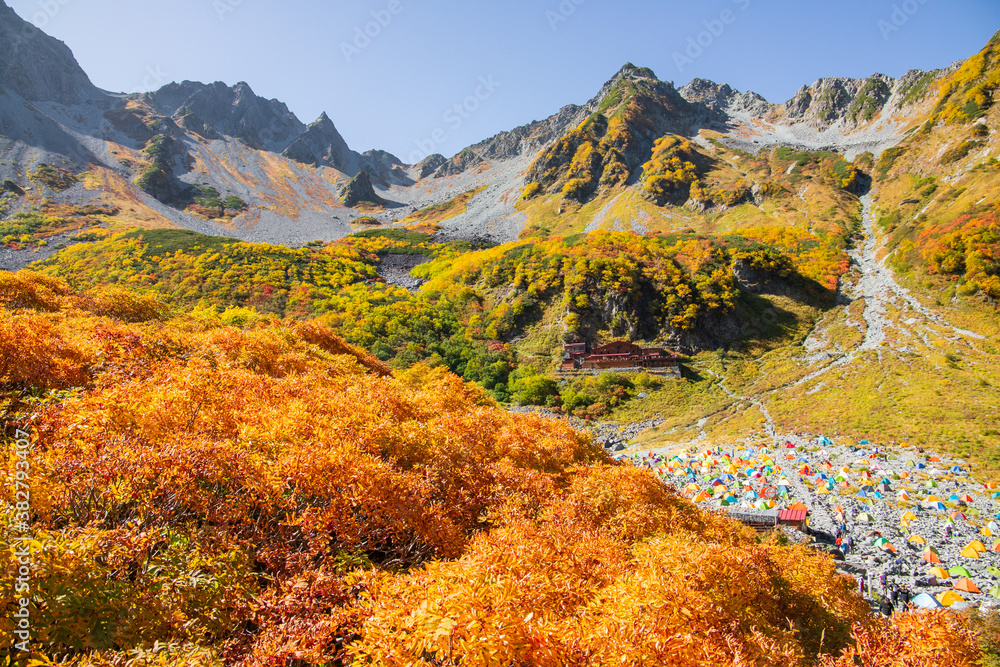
xmin=962 ymin=545 xmax=983 ymax=559
xmin=928 ymin=566 xmax=950 ymax=579
xmin=949 ymin=566 xmax=973 ymax=578
xmin=954 ymin=578 xmax=981 ymax=594
xmin=911 ymin=592 xmax=943 ymax=609
xmin=936 ymin=590 xmax=965 ymax=607
xmin=968 ymin=540 xmax=987 ymax=554
xmin=921 ymin=548 xmax=942 ymax=564
xmin=909 ymin=535 xmax=927 ymax=545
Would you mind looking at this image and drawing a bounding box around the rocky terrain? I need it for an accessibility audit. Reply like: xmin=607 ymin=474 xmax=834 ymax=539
xmin=0 ymin=0 xmax=962 ymax=251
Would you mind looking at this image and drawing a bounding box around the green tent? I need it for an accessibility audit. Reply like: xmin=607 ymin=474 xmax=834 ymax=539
xmin=949 ymin=566 xmax=973 ymax=578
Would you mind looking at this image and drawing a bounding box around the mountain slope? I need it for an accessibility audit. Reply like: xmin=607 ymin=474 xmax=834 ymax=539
xmin=0 ymin=0 xmax=98 ymax=105
xmin=0 ymin=0 xmax=958 ymax=249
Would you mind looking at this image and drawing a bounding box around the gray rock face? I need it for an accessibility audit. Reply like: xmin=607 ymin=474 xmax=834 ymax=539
xmin=0 ymin=0 xmax=100 ymax=105
xmin=680 ymin=71 xmax=929 ymax=132
xmin=424 ymin=102 xmax=591 ymax=180
xmin=781 ymin=74 xmax=902 ymax=128
xmin=282 ymin=112 xmax=359 ymax=173
xmin=360 ymin=149 xmax=406 ymax=185
xmin=415 ymin=154 xmax=447 ymax=179
xmin=340 ymin=170 xmax=384 ymax=207
xmin=149 ymin=80 xmax=306 ymax=152
xmin=680 ymin=79 xmax=774 ymax=119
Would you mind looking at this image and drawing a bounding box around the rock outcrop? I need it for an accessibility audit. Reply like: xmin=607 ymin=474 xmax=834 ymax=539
xmin=148 ymin=80 xmax=306 ymax=152
xmin=282 ymin=112 xmax=359 ymax=173
xmin=339 ymin=170 xmax=385 ymax=208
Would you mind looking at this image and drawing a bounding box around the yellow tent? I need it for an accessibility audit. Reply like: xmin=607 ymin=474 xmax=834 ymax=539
xmin=684 ymin=483 xmax=701 ymax=494
xmin=983 ymin=526 xmax=995 ymax=537
xmin=909 ymin=535 xmax=927 ymax=545
xmin=969 ymin=540 xmax=988 ymax=554
xmin=961 ymin=545 xmax=982 ymax=559
xmin=817 ymin=487 xmax=831 ymax=495
xmin=937 ymin=590 xmax=965 ymax=607
xmin=927 ymin=495 xmax=943 ymax=502
xmin=902 ymin=511 xmax=917 ymax=522
xmin=929 ymin=566 xmax=950 ymax=579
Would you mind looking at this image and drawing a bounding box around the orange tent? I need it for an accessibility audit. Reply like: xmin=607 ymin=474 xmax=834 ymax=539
xmin=922 ymin=550 xmax=942 ymax=564
xmin=789 ymin=502 xmax=808 ymax=512
xmin=961 ymin=545 xmax=982 ymax=559
xmin=929 ymin=456 xmax=941 ymax=462
xmin=954 ymin=578 xmax=981 ymax=594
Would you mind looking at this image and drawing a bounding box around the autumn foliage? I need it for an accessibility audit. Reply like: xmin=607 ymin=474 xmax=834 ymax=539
xmin=923 ymin=205 xmax=1000 ymax=299
xmin=0 ymin=271 xmax=982 ymax=665
xmin=819 ymin=610 xmax=982 ymax=667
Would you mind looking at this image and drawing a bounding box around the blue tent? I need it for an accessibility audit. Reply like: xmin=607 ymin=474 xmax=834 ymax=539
xmin=820 ymin=437 xmax=833 ymax=446
xmin=951 ymin=466 xmax=965 ymax=474
xmin=911 ymin=593 xmax=942 ymax=609
xmin=860 ymin=439 xmax=871 ymax=445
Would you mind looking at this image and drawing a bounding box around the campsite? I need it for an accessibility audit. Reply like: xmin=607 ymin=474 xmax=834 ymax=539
xmin=629 ymin=434 xmax=1000 ymax=613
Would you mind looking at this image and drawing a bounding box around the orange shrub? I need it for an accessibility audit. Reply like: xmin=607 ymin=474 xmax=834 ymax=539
xmin=819 ymin=610 xmax=982 ymax=667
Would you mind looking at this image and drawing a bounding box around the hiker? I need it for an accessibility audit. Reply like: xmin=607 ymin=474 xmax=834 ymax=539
xmin=879 ymin=597 xmax=893 ymax=617
xmin=858 ymin=577 xmax=866 ymax=597
xmin=879 ymin=572 xmax=887 ymax=590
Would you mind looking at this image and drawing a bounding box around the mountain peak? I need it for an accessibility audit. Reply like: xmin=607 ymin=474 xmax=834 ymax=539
xmin=0 ymin=0 xmax=99 ymax=104
xmin=616 ymin=63 xmax=659 ymax=81
xmin=283 ymin=111 xmax=358 ymax=173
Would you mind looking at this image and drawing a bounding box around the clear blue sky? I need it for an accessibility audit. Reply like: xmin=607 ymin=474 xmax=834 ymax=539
xmin=8 ymin=0 xmax=1000 ymax=162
